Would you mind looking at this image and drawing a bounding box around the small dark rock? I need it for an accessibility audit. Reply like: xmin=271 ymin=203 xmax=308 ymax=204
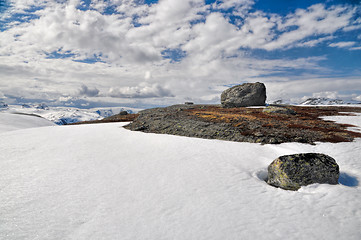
xmin=268 ymin=138 xmax=279 ymax=144
xmin=185 ymin=102 xmax=194 ymax=105
xmin=254 ymin=132 xmax=264 ymax=137
xmin=0 ymin=101 xmax=8 ymax=108
xmin=267 ymin=153 xmax=339 ymax=191
xmin=35 ymin=103 xmax=49 ymax=110
xmin=119 ymin=111 xmax=128 ymax=116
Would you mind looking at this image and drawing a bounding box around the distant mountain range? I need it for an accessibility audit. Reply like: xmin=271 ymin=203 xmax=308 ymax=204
xmin=299 ymin=98 xmax=361 ymax=105
xmin=270 ymin=97 xmax=361 ymax=106
xmin=1 ymin=97 xmax=360 ymax=125
xmin=0 ymin=102 xmax=141 ymax=125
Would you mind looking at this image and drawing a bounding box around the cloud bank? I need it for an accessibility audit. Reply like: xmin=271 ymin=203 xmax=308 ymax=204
xmin=0 ymin=0 xmax=360 ymax=107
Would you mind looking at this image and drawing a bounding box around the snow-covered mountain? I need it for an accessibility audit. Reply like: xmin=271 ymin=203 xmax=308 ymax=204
xmin=300 ymin=97 xmax=361 ymax=105
xmin=0 ymin=101 xmax=8 ymax=109
xmin=269 ymin=98 xmax=361 ymax=106
xmin=0 ymin=111 xmax=361 ymax=239
xmin=0 ymin=104 xmax=141 ymax=125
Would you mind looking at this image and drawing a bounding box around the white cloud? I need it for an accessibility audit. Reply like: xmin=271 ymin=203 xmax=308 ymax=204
xmin=212 ymin=0 xmax=254 ymax=17
xmin=213 ymin=0 xmax=254 ymax=10
xmin=182 ymin=12 xmax=239 ymax=60
xmin=263 ymin=4 xmax=355 ymax=50
xmin=8 ymin=0 xmax=49 ymax=12
xmin=144 ymin=71 xmax=152 ymax=80
xmin=350 ymin=46 xmax=361 ymax=50
xmin=1 ymin=2 xmax=161 ymax=64
xmin=297 ymin=36 xmax=334 ymax=47
xmin=108 ymin=83 xmax=174 ymax=98
xmin=312 ymin=91 xmax=339 ymax=99
xmin=343 ymin=17 xmax=361 ymax=31
xmin=78 ymin=84 xmax=100 ymax=97
xmin=329 ymin=41 xmax=356 ymax=48
xmin=126 ymin=0 xmax=207 ymax=51
xmin=0 ymin=1 xmax=360 ymax=107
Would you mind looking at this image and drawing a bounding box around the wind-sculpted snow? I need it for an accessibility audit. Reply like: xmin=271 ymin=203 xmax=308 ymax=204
xmin=0 ymin=114 xmax=361 ymax=239
xmin=0 ymin=113 xmax=55 ymax=133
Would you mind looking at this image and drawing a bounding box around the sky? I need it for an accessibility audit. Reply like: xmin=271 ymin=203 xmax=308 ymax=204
xmin=0 ymin=0 xmax=360 ymax=108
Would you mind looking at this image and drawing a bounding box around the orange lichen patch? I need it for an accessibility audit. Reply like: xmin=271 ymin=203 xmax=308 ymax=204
xmin=192 ymin=110 xmax=259 ymax=122
xmin=185 ymin=105 xmax=361 ymax=143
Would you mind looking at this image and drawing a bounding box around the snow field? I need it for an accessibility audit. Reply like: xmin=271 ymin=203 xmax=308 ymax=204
xmin=0 ymin=113 xmax=361 ymax=239
xmin=0 ymin=113 xmax=55 ymax=133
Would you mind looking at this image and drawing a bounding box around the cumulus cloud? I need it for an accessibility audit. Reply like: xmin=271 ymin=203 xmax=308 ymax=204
xmin=263 ymin=4 xmax=355 ymax=50
xmin=0 ymin=0 xmax=360 ymax=107
xmin=312 ymin=91 xmax=339 ymax=99
xmin=108 ymin=83 xmax=174 ymax=98
xmin=78 ymin=84 xmax=99 ymax=97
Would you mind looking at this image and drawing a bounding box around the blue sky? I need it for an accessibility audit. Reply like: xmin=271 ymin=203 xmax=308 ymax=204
xmin=0 ymin=0 xmax=360 ymax=108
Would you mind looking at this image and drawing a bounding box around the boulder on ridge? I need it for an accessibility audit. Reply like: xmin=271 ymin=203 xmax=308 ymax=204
xmin=221 ymin=82 xmax=266 ymax=108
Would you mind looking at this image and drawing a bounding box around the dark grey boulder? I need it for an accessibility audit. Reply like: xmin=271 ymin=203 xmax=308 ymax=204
xmin=221 ymin=82 xmax=266 ymax=108
xmin=267 ymin=153 xmax=339 ymax=191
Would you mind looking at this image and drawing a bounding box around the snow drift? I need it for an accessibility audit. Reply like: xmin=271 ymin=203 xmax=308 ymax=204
xmin=0 ymin=113 xmax=55 ymax=133
xmin=0 ymin=112 xmax=360 ymax=239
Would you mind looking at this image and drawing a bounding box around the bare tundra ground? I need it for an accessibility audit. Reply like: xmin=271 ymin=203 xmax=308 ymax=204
xmin=71 ymin=104 xmax=361 ymax=145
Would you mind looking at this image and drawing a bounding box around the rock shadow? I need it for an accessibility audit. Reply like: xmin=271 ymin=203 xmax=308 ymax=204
xmin=255 ymin=169 xmax=268 ymax=182
xmin=339 ymin=172 xmax=359 ymax=187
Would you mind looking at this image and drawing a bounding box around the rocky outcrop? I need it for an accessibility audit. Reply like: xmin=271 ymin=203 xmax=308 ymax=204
xmin=119 ymin=111 xmax=128 ymax=115
xmin=263 ymin=106 xmax=296 ymax=115
xmin=124 ymin=104 xmax=267 ymax=143
xmin=124 ymin=105 xmax=361 ymax=145
xmin=221 ymin=82 xmax=266 ymax=108
xmin=267 ymin=153 xmax=339 ymax=191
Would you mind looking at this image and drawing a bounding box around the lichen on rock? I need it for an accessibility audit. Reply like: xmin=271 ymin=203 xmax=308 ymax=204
xmin=267 ymin=153 xmax=339 ymax=191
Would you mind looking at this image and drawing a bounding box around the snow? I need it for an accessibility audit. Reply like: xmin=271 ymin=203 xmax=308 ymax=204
xmin=1 ymin=104 xmax=141 ymax=125
xmin=1 ymin=112 xmax=361 ymax=239
xmin=299 ymin=97 xmax=361 ymax=105
xmin=321 ymin=113 xmax=361 ymax=133
xmin=0 ymin=113 xmax=55 ymax=133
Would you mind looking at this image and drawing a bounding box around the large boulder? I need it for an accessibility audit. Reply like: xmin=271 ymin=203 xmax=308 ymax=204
xmin=221 ymin=82 xmax=266 ymax=108
xmin=267 ymin=153 xmax=339 ymax=191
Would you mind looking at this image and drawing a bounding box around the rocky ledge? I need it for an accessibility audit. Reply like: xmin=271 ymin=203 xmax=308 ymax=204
xmin=124 ymin=104 xmax=361 ymax=144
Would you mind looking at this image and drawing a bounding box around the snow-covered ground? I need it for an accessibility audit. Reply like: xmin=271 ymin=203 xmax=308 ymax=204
xmin=0 ymin=113 xmax=55 ymax=134
xmin=0 ymin=104 xmax=141 ymax=125
xmin=1 ymin=112 xmax=361 ymax=239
